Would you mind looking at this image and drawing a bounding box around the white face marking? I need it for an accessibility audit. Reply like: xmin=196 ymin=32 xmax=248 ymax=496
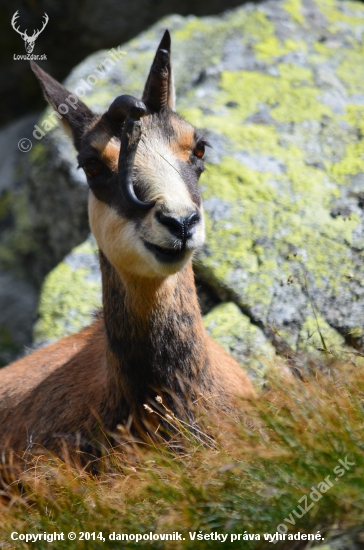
xmin=89 ymin=194 xmax=205 ymax=278
xmin=135 ymin=133 xmax=195 ymax=216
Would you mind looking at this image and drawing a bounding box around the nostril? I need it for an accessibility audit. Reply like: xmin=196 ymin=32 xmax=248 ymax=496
xmin=157 ymin=213 xmax=184 ymax=237
xmin=186 ymin=212 xmax=200 ymax=228
xmin=156 ymin=211 xmax=200 ymax=240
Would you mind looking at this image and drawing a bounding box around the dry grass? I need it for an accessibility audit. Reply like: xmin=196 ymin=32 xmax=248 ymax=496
xmin=1 ymin=353 xmax=364 ymax=549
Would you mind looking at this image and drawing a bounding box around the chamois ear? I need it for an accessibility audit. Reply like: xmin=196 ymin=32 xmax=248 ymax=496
xmin=30 ymin=61 xmax=95 ymax=150
xmin=142 ymin=29 xmax=175 ymax=113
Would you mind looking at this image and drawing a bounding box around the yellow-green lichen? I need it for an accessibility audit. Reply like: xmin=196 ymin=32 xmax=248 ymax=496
xmin=173 ymin=19 xmax=216 ymax=42
xmin=283 ymin=0 xmax=305 ymax=24
xmin=174 ymin=10 xmax=274 ymax=45
xmin=196 ymin=133 xmax=360 ymax=308
xmin=336 ymin=50 xmax=364 ymax=95
xmin=203 ymin=302 xmax=275 ymax=376
xmin=317 ymin=0 xmax=364 ymax=30
xmin=234 ymin=10 xmax=275 ymax=42
xmin=344 ymin=104 xmax=364 ymax=136
xmin=298 ymin=313 xmax=346 ymax=353
xmin=312 ymin=40 xmax=336 ymax=58
xmin=181 ymin=67 xmax=332 ymax=129
xmin=254 ymin=37 xmax=307 ymax=60
xmin=34 ymin=240 xmax=101 ymax=343
xmin=331 ymin=140 xmax=364 ymax=180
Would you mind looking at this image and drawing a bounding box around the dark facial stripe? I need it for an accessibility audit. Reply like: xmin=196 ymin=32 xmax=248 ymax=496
xmin=79 ymin=109 xmax=204 ymax=215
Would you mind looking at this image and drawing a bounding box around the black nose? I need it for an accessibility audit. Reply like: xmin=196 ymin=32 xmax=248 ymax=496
xmin=157 ymin=212 xmax=200 ymax=241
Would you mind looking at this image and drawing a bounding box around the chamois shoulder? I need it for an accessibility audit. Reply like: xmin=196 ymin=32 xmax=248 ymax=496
xmin=0 ymin=318 xmax=111 ymax=453
xmin=0 ymin=318 xmax=106 ymax=409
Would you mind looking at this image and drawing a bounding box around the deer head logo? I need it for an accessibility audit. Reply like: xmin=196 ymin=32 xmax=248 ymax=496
xmin=11 ymin=10 xmax=49 ymax=54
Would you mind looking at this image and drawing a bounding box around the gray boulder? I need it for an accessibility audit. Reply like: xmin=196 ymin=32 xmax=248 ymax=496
xmin=0 ymin=114 xmax=39 ymax=365
xmin=4 ymin=0 xmax=364 ymax=365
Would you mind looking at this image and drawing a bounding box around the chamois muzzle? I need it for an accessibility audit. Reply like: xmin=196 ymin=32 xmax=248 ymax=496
xmin=108 ymin=94 xmax=155 ymax=210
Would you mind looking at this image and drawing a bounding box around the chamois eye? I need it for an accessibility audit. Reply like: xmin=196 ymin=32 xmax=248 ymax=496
xmin=193 ymin=142 xmax=205 ymax=159
xmin=83 ymin=160 xmax=103 ymax=178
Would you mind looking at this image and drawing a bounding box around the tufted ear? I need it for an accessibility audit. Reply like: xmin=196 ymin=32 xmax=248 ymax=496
xmin=30 ymin=61 xmax=95 ymax=150
xmin=142 ymin=30 xmax=175 ymax=113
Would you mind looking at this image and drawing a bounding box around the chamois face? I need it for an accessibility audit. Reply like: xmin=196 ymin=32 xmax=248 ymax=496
xmin=80 ymin=109 xmax=207 ymax=278
xmin=31 ymin=31 xmax=208 ymax=279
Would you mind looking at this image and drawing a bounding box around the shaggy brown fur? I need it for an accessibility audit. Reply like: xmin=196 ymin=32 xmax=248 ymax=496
xmin=0 ymin=261 xmax=253 ymax=455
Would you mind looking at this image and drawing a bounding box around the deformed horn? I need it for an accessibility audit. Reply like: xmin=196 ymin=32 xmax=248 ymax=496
xmin=142 ymin=30 xmax=172 ymax=113
xmin=107 ymin=94 xmax=143 ymax=122
xmin=110 ymin=95 xmax=155 ymax=210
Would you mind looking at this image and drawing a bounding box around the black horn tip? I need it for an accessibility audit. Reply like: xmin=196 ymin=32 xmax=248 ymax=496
xmin=158 ymin=29 xmax=171 ymax=53
xmin=129 ymin=101 xmax=147 ymax=121
xmin=107 ymin=94 xmax=147 ymax=122
xmin=126 ymin=194 xmax=156 ymax=210
xmin=121 ymin=181 xmax=156 ymax=210
xmin=155 ymin=48 xmax=170 ymax=69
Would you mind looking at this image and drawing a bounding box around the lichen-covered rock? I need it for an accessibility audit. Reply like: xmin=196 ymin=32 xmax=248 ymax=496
xmin=0 ymin=115 xmax=40 ymax=365
xmin=33 ymin=236 xmax=101 ymax=345
xmin=17 ymin=0 xmax=364 ymax=359
xmin=176 ymin=0 xmax=364 ymax=355
xmin=203 ymin=302 xmax=275 ymax=377
xmin=24 ymin=133 xmax=89 ymax=283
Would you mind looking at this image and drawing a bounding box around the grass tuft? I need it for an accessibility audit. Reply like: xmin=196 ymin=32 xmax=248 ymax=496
xmin=1 ymin=357 xmax=364 ymax=548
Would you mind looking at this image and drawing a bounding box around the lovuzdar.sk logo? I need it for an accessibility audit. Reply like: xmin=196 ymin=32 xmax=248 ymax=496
xmin=11 ymin=10 xmax=48 ymax=61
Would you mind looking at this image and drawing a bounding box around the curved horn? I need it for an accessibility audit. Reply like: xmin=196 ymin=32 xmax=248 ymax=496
xmin=142 ymin=30 xmax=172 ymax=113
xmin=107 ymin=94 xmax=143 ymax=122
xmin=114 ymin=96 xmax=155 ymax=210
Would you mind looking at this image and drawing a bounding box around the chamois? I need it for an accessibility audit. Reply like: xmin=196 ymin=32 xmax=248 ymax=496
xmin=0 ymin=31 xmax=254 ymax=458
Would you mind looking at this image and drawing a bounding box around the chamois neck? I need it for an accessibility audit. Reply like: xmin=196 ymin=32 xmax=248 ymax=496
xmin=99 ymin=251 xmax=209 ymax=413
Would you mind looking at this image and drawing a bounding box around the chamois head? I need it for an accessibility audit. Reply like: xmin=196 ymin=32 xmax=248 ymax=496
xmin=31 ymin=31 xmax=208 ymax=278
